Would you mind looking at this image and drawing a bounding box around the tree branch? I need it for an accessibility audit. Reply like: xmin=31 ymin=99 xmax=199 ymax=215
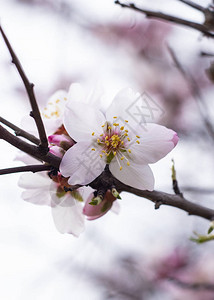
xmin=0 ymin=125 xmax=60 ymax=168
xmin=114 ymin=1 xmax=214 ymax=38
xmin=177 ymin=0 xmax=205 ymax=12
xmin=90 ymin=167 xmax=214 ymax=221
xmin=0 ymin=116 xmax=40 ymax=145
xmin=0 ymin=164 xmax=52 ymax=175
xmin=0 ymin=26 xmax=48 ymax=151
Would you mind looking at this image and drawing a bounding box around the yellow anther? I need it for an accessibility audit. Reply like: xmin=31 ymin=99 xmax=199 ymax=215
xmin=92 ymin=132 xmax=95 ymax=136
xmin=100 ymin=154 xmax=103 ymax=158
xmin=113 ymin=123 xmax=118 ymax=126
xmin=56 ymin=99 xmax=60 ymax=103
xmin=48 ymin=102 xmax=53 ymax=105
xmin=120 ymin=126 xmax=124 ymax=130
xmin=91 ymin=148 xmax=95 ymax=151
xmin=105 ymin=152 xmax=109 ymax=156
xmin=113 ymin=116 xmax=117 ymax=119
xmin=44 ymin=114 xmax=50 ymax=119
xmin=125 ymin=120 xmax=128 ymax=123
xmin=105 ymin=136 xmax=109 ymax=140
xmin=64 ymin=97 xmax=67 ymax=101
xmin=125 ymin=130 xmax=128 ymax=133
xmin=102 ymin=150 xmax=106 ymax=153
xmin=120 ymin=166 xmax=123 ymax=171
xmin=44 ymin=107 xmax=47 ymax=110
xmin=136 ymin=140 xmax=140 ymax=144
xmin=136 ymin=135 xmax=140 ymax=138
xmin=127 ymin=137 xmax=130 ymax=141
xmin=101 ymin=124 xmax=105 ymax=128
xmin=127 ymin=161 xmax=130 ymax=166
xmin=128 ymin=149 xmax=131 ymax=153
xmin=97 ymin=139 xmax=100 ymax=143
xmin=100 ymin=134 xmax=103 ymax=137
xmin=121 ymin=141 xmax=124 ymax=145
xmin=105 ymin=141 xmax=110 ymax=146
xmin=124 ymin=133 xmax=128 ymax=137
xmin=108 ymin=126 xmax=112 ymax=130
xmin=114 ymin=151 xmax=117 ymax=156
xmin=120 ymin=157 xmax=124 ymax=160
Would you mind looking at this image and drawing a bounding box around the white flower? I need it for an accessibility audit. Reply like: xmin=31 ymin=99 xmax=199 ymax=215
xmin=60 ymin=87 xmax=178 ymax=190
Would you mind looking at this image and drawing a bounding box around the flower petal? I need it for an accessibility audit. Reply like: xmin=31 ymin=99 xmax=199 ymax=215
xmin=106 ymin=88 xmax=142 ymax=128
xmin=18 ymin=173 xmax=51 ymax=190
xmin=130 ymin=124 xmax=178 ymax=164
xmin=110 ymin=160 xmax=154 ymax=191
xmin=60 ymin=141 xmax=106 ymax=185
xmin=22 ymin=189 xmax=52 ymax=206
xmin=51 ymin=193 xmax=85 ymax=236
xmin=64 ymin=101 xmax=106 ymax=142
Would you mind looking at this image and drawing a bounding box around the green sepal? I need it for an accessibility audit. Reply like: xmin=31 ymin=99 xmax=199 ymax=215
xmin=56 ymin=187 xmax=66 ymax=198
xmin=208 ymin=226 xmax=214 ymax=234
xmin=106 ymin=151 xmax=114 ymax=164
xmin=71 ymin=190 xmax=83 ymax=202
xmin=101 ymin=201 xmax=111 ymax=213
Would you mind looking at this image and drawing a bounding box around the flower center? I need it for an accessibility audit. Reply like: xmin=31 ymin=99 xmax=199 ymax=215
xmin=91 ymin=117 xmax=141 ymax=170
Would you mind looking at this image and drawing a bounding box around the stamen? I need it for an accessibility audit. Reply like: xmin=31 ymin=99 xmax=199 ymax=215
xmin=127 ymin=161 xmax=130 ymax=166
xmin=120 ymin=166 xmax=123 ymax=171
xmin=100 ymin=154 xmax=103 ymax=158
xmin=97 ymin=139 xmax=100 ymax=143
xmin=120 ymin=157 xmax=124 ymax=160
xmin=125 ymin=130 xmax=128 ymax=133
xmin=136 ymin=135 xmax=140 ymax=138
xmin=92 ymin=132 xmax=95 ymax=136
xmin=113 ymin=116 xmax=117 ymax=119
xmin=91 ymin=148 xmax=96 ymax=151
xmin=101 ymin=124 xmax=105 ymax=128
xmin=113 ymin=151 xmax=116 ymax=156
xmin=127 ymin=137 xmax=130 ymax=141
xmin=56 ymin=99 xmax=60 ymax=103
xmin=128 ymin=149 xmax=131 ymax=153
xmin=120 ymin=126 xmax=124 ymax=130
xmin=125 ymin=120 xmax=128 ymax=123
xmin=136 ymin=140 xmax=140 ymax=144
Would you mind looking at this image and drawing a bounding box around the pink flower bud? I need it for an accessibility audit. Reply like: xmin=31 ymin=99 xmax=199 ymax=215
xmin=48 ymin=134 xmax=74 ymax=150
xmin=83 ymin=190 xmax=117 ymax=220
xmin=49 ymin=145 xmax=65 ymax=158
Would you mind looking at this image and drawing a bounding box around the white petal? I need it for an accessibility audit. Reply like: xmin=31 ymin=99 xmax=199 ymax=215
xmin=106 ymin=88 xmax=142 ymax=129
xmin=14 ymin=152 xmax=40 ymax=165
xmin=64 ymin=101 xmax=106 ymax=142
xmin=110 ymin=160 xmax=154 ymax=191
xmin=22 ymin=189 xmax=52 ymax=206
xmin=67 ymin=83 xmax=85 ymax=105
xmin=130 ymin=124 xmax=177 ymax=164
xmin=18 ymin=173 xmax=51 ymax=189
xmin=51 ymin=194 xmax=85 ymax=236
xmin=111 ymin=200 xmax=121 ymax=214
xmin=60 ymin=141 xmax=106 ymax=185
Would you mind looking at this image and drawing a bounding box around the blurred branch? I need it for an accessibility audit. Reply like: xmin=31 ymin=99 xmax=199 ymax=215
xmin=115 ymin=1 xmax=214 ymax=37
xmin=0 ymin=26 xmax=48 ymax=152
xmin=0 ymin=125 xmax=60 ymax=168
xmin=167 ymin=45 xmax=214 ymax=142
xmin=0 ymin=165 xmax=52 ymax=175
xmin=177 ymin=0 xmax=205 ymax=12
xmin=0 ymin=116 xmax=40 ymax=145
xmin=169 ymin=277 xmax=214 ymax=290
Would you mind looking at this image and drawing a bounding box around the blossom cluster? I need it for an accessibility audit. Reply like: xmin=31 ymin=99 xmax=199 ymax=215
xmin=18 ymin=84 xmax=178 ymax=236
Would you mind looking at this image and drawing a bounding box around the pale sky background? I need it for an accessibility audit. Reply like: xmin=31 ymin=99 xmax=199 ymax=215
xmin=1 ymin=0 xmax=214 ymax=299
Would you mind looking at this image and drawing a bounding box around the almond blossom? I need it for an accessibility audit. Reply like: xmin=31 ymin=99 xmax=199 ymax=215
xmin=60 ymin=88 xmax=178 ymax=190
xmin=17 ymin=84 xmax=119 ymax=235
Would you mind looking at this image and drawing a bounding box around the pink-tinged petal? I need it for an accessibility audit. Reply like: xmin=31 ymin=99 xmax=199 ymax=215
xmin=60 ymin=141 xmax=106 ymax=185
xmin=49 ymin=145 xmax=65 ymax=158
xmin=110 ymin=160 xmax=154 ymax=191
xmin=83 ymin=190 xmax=116 ymax=220
xmin=130 ymin=124 xmax=178 ymax=164
xmin=51 ymin=193 xmax=85 ymax=236
xmin=63 ymin=101 xmax=106 ymax=142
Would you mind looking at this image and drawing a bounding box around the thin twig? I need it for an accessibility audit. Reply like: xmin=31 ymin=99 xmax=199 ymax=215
xmin=0 ymin=116 xmax=40 ymax=145
xmin=0 ymin=125 xmax=60 ymax=168
xmin=0 ymin=26 xmax=48 ymax=151
xmin=167 ymin=44 xmax=214 ymax=142
xmin=177 ymin=0 xmax=205 ymax=12
xmin=0 ymin=164 xmax=52 ymax=175
xmin=114 ymin=1 xmax=214 ymax=38
xmin=169 ymin=277 xmax=214 ymax=291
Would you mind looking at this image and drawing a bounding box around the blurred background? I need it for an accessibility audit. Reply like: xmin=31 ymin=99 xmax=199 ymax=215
xmin=1 ymin=0 xmax=214 ymax=299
